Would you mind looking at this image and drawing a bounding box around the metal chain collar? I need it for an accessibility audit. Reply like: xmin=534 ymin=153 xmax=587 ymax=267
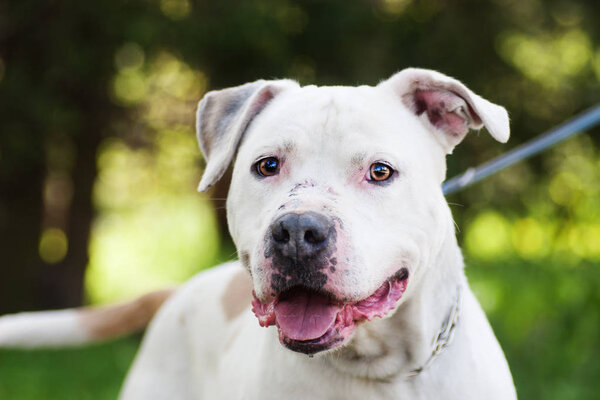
xmin=407 ymin=286 xmax=462 ymax=377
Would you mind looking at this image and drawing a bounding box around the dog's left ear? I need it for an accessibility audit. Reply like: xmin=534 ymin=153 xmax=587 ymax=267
xmin=196 ymin=79 xmax=299 ymax=192
xmin=381 ymin=68 xmax=509 ymax=154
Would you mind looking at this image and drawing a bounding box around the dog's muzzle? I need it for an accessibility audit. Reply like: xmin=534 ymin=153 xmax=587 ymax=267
xmin=254 ymin=211 xmax=412 ymax=354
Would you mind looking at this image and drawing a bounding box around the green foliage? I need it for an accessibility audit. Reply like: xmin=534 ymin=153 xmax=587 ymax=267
xmin=461 ymin=134 xmax=600 ymax=264
xmin=87 ymin=129 xmax=220 ymax=304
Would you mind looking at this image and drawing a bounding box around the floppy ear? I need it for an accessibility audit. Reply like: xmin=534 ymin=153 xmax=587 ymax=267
xmin=196 ymin=79 xmax=299 ymax=192
xmin=382 ymin=68 xmax=509 ymax=154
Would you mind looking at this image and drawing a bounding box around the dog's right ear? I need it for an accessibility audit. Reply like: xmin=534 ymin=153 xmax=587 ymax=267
xmin=381 ymin=68 xmax=509 ymax=154
xmin=196 ymin=79 xmax=299 ymax=192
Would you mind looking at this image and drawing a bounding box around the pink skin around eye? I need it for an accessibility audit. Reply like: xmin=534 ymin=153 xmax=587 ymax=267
xmin=352 ymin=167 xmax=371 ymax=186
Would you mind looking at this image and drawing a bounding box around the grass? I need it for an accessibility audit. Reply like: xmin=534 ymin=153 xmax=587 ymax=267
xmin=0 ymin=337 xmax=139 ymax=400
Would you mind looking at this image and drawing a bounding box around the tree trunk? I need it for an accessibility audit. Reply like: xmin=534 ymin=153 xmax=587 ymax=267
xmin=36 ymin=123 xmax=102 ymax=310
xmin=0 ymin=161 xmax=46 ymax=313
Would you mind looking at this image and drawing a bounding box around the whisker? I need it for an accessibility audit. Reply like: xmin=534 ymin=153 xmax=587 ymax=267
xmin=452 ymin=218 xmax=461 ymax=233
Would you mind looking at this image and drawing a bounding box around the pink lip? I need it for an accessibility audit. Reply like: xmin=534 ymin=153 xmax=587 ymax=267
xmin=251 ymin=269 xmax=409 ymax=354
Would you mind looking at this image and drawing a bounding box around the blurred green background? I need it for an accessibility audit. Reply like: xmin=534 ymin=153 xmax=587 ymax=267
xmin=0 ymin=0 xmax=599 ymax=399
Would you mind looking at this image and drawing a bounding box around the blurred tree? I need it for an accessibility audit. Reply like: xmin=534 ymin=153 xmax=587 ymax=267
xmin=0 ymin=1 xmax=125 ymax=312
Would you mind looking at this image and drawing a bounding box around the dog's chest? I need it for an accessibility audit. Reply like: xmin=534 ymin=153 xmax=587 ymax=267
xmin=215 ymin=368 xmax=414 ymax=400
xmin=213 ymin=326 xmax=421 ymax=400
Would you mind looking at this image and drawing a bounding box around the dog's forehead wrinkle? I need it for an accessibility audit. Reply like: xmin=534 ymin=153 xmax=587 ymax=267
xmin=282 ymin=139 xmax=296 ymax=153
xmin=351 ymin=152 xmax=368 ymax=167
xmin=263 ymin=85 xmax=370 ymax=130
xmin=320 ymin=97 xmax=341 ymax=131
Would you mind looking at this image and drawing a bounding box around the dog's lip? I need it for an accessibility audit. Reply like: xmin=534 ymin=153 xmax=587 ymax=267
xmin=251 ymin=268 xmax=409 ymax=354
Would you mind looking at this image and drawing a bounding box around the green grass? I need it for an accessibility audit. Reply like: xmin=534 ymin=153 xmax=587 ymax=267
xmin=0 ymin=337 xmax=139 ymax=400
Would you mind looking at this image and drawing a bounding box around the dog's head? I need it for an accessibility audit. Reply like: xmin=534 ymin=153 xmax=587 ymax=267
xmin=196 ymin=69 xmax=509 ymax=354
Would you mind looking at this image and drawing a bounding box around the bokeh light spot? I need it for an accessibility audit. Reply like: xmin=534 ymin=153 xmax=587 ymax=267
xmin=566 ymin=224 xmax=600 ymax=260
xmin=112 ymin=70 xmax=148 ymax=105
xmin=581 ymin=224 xmax=600 ymax=259
xmin=465 ymin=211 xmax=512 ymax=260
xmin=39 ymin=228 xmax=68 ymax=264
xmin=549 ymin=171 xmax=581 ymax=206
xmin=593 ymin=50 xmax=600 ymax=82
xmin=498 ymin=29 xmax=592 ymax=89
xmin=381 ymin=0 xmax=412 ymax=15
xmin=511 ymin=218 xmax=549 ymax=259
xmin=153 ymin=53 xmax=205 ymax=99
xmin=114 ymin=43 xmax=145 ymax=71
xmin=85 ymin=196 xmax=219 ymax=304
xmin=160 ymin=0 xmax=191 ymax=20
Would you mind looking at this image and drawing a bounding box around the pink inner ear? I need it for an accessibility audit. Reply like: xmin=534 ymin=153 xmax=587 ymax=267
xmin=413 ymin=89 xmax=471 ymax=138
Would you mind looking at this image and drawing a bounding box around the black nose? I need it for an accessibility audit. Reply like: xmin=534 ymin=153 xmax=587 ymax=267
xmin=270 ymin=212 xmax=333 ymax=258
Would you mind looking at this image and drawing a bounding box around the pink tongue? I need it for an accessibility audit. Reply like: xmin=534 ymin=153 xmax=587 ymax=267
xmin=274 ymin=290 xmax=341 ymax=341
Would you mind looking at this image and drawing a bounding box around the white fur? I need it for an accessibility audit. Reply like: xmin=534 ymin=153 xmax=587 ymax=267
xmin=121 ymin=69 xmax=517 ymax=399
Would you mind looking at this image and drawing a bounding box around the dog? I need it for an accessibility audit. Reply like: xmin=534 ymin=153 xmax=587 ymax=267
xmin=0 ymin=68 xmax=517 ymax=399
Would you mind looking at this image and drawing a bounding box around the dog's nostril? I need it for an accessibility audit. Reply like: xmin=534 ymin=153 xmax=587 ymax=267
xmin=304 ymin=229 xmax=326 ymax=244
xmin=270 ymin=212 xmax=333 ymax=254
xmin=272 ymin=223 xmax=290 ymax=243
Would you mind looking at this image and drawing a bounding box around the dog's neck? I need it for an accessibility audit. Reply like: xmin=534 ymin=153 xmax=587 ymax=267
xmin=324 ymin=227 xmax=465 ymax=380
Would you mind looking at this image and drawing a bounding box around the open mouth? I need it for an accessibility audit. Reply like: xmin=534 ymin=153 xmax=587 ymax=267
xmin=251 ymin=268 xmax=409 ymax=354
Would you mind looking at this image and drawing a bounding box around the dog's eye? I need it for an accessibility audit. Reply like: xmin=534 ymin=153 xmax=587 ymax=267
xmin=256 ymin=157 xmax=280 ymax=177
xmin=369 ymin=163 xmax=394 ymax=182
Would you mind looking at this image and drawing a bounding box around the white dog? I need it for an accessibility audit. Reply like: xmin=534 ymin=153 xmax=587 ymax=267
xmin=0 ymin=68 xmax=517 ymax=399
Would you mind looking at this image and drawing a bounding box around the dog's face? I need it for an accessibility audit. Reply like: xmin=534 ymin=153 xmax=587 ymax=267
xmin=229 ymin=86 xmax=449 ymax=354
xmin=196 ymin=69 xmax=509 ymax=354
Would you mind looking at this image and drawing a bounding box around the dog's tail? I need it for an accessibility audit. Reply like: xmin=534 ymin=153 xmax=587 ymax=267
xmin=0 ymin=288 xmax=175 ymax=349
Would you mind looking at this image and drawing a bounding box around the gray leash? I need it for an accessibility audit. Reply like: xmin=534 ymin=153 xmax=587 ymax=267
xmin=443 ymin=104 xmax=600 ymax=196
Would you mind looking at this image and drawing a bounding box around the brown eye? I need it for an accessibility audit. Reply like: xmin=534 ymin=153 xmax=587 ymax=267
xmin=256 ymin=157 xmax=280 ymax=177
xmin=369 ymin=163 xmax=393 ymax=182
